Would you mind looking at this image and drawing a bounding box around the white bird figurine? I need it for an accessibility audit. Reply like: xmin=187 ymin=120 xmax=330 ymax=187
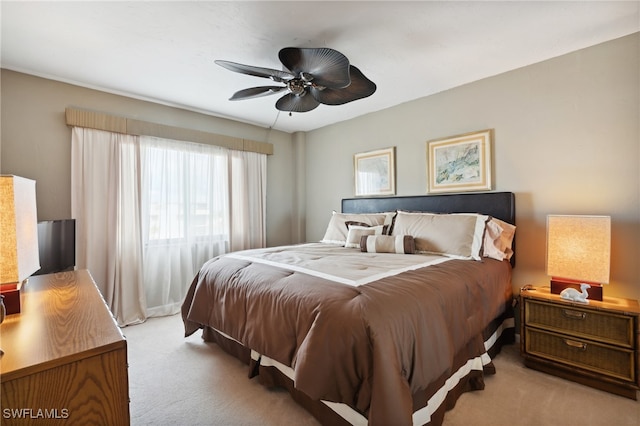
xmin=560 ymin=283 xmax=591 ymax=304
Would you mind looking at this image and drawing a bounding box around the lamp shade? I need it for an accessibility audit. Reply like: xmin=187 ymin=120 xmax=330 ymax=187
xmin=0 ymin=175 xmax=40 ymax=285
xmin=546 ymin=215 xmax=610 ymax=284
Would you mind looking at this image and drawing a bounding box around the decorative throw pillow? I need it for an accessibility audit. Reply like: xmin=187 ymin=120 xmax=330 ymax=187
xmin=391 ymin=211 xmax=488 ymax=260
xmin=360 ymin=235 xmax=415 ymax=254
xmin=483 ymin=217 xmax=516 ymax=261
xmin=320 ymin=212 xmax=394 ymax=244
xmin=345 ymin=225 xmax=384 ymax=248
xmin=346 ymin=217 xmax=394 ymax=235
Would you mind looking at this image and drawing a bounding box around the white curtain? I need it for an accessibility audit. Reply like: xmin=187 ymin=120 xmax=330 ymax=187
xmin=229 ymin=149 xmax=267 ymax=251
xmin=71 ymin=128 xmax=266 ymax=325
xmin=141 ymin=136 xmax=227 ymax=317
xmin=71 ymin=127 xmax=146 ymax=326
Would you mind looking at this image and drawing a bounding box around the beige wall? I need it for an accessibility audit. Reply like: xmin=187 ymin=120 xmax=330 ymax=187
xmin=2 ymin=33 xmax=638 ymax=301
xmin=0 ymin=70 xmax=295 ymax=247
xmin=305 ymin=33 xmax=640 ymax=300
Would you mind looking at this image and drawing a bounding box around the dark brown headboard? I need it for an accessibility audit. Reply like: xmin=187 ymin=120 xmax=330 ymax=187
xmin=342 ymin=192 xmax=516 ymax=266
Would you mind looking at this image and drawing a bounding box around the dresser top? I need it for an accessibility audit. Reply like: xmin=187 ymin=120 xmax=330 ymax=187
xmin=0 ymin=270 xmax=126 ymax=381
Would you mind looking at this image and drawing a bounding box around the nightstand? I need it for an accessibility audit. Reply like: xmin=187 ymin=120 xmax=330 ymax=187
xmin=520 ymin=286 xmax=639 ymax=400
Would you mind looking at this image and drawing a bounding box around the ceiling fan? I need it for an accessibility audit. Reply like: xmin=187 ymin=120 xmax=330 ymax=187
xmin=215 ymin=47 xmax=376 ymax=113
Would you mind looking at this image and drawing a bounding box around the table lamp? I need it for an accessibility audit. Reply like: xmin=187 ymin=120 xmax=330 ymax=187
xmin=546 ymin=214 xmax=610 ymax=301
xmin=0 ymin=175 xmax=40 ymax=314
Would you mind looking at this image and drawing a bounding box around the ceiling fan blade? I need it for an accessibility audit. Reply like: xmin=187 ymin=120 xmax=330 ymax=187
xmin=310 ymin=65 xmax=377 ymax=105
xmin=215 ymin=60 xmax=294 ymax=83
xmin=279 ymin=47 xmax=350 ymax=89
xmin=275 ymin=92 xmax=320 ymax=113
xmin=229 ymin=86 xmax=287 ymax=101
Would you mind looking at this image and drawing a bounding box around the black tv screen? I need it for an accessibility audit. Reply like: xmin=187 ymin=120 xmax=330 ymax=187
xmin=34 ymin=219 xmax=76 ymax=275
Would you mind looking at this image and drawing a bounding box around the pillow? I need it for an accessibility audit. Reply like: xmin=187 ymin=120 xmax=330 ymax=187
xmin=321 ymin=212 xmax=394 ymax=244
xmin=346 ymin=217 xmax=394 ymax=235
xmin=391 ymin=211 xmax=488 ymax=260
xmin=360 ymin=235 xmax=415 ymax=254
xmin=345 ymin=225 xmax=384 ymax=248
xmin=483 ymin=217 xmax=516 ymax=261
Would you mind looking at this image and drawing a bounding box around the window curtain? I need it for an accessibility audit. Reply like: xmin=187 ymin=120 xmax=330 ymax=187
xmin=71 ymin=128 xmax=266 ymax=326
xmin=229 ymin=149 xmax=267 ymax=251
xmin=71 ymin=127 xmax=146 ymax=326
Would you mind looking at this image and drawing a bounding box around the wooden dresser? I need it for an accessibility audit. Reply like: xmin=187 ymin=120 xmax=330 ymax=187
xmin=520 ymin=286 xmax=639 ymax=400
xmin=0 ymin=270 xmax=130 ymax=425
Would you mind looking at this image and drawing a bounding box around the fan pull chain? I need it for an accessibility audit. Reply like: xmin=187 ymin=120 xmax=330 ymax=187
xmin=265 ymin=110 xmax=281 ymax=142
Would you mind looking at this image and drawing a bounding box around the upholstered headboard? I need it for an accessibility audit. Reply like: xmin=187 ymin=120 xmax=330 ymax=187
xmin=342 ymin=192 xmax=516 ymax=266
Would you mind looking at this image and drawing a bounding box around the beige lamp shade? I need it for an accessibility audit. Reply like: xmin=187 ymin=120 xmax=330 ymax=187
xmin=0 ymin=175 xmax=40 ymax=285
xmin=546 ymin=215 xmax=611 ymax=284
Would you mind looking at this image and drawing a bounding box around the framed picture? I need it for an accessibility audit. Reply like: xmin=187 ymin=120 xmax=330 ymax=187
xmin=426 ymin=129 xmax=493 ymax=193
xmin=354 ymin=147 xmax=396 ymax=196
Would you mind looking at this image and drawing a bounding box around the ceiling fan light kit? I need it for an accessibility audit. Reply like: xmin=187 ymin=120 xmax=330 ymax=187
xmin=215 ymin=47 xmax=376 ymax=113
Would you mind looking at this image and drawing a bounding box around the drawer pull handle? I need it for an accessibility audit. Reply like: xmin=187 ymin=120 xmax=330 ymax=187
xmin=562 ymin=309 xmax=586 ymax=320
xmin=564 ymin=339 xmax=587 ymax=351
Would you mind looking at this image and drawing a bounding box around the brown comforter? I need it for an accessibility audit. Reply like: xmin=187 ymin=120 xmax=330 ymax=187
xmin=182 ymin=244 xmax=512 ymax=425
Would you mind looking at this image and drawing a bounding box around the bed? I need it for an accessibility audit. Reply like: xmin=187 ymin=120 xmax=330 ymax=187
xmin=182 ymin=191 xmax=516 ymax=425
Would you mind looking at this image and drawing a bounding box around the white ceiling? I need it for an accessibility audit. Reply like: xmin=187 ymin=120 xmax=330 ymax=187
xmin=2 ymin=1 xmax=638 ymax=133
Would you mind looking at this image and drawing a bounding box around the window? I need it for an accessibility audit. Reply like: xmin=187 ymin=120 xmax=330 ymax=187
xmin=143 ymin=141 xmax=229 ymax=243
xmin=72 ymin=127 xmax=266 ymax=324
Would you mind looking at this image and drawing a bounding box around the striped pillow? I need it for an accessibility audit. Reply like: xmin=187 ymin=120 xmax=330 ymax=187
xmin=360 ymin=235 xmax=415 ymax=254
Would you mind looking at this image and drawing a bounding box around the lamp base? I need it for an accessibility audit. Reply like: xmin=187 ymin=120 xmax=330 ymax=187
xmin=0 ymin=281 xmax=23 ymax=314
xmin=550 ymin=278 xmax=603 ymax=301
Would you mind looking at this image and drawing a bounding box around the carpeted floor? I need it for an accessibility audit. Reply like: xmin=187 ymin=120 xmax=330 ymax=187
xmin=123 ymin=314 xmax=639 ymax=426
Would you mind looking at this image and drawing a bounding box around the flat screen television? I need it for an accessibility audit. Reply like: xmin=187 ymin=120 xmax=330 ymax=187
xmin=34 ymin=219 xmax=76 ymax=275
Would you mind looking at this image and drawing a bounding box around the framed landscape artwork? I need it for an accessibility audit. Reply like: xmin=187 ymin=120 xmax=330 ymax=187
xmin=354 ymin=147 xmax=396 ymax=196
xmin=426 ymin=129 xmax=493 ymax=193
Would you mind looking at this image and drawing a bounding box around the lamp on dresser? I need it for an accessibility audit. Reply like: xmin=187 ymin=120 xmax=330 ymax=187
xmin=0 ymin=175 xmax=40 ymax=314
xmin=546 ymin=214 xmax=611 ymax=302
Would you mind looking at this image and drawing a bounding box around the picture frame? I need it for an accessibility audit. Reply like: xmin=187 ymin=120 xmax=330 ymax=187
xmin=426 ymin=129 xmax=493 ymax=193
xmin=354 ymin=147 xmax=396 ymax=196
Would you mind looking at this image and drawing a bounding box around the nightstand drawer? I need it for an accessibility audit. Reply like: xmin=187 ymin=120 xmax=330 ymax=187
xmin=525 ymin=328 xmax=635 ymax=382
xmin=524 ymin=299 xmax=634 ymax=348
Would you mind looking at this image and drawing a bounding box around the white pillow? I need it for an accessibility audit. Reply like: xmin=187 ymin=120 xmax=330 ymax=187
xmin=320 ymin=212 xmax=394 ymax=244
xmin=345 ymin=225 xmax=384 ymax=248
xmin=483 ymin=217 xmax=516 ymax=261
xmin=391 ymin=211 xmax=488 ymax=260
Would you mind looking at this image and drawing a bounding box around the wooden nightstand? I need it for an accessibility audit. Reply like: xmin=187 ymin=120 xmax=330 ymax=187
xmin=0 ymin=270 xmax=130 ymax=425
xmin=520 ymin=286 xmax=639 ymax=400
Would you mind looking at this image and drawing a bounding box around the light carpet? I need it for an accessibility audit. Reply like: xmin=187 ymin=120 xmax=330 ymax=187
xmin=122 ymin=314 xmax=639 ymax=426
